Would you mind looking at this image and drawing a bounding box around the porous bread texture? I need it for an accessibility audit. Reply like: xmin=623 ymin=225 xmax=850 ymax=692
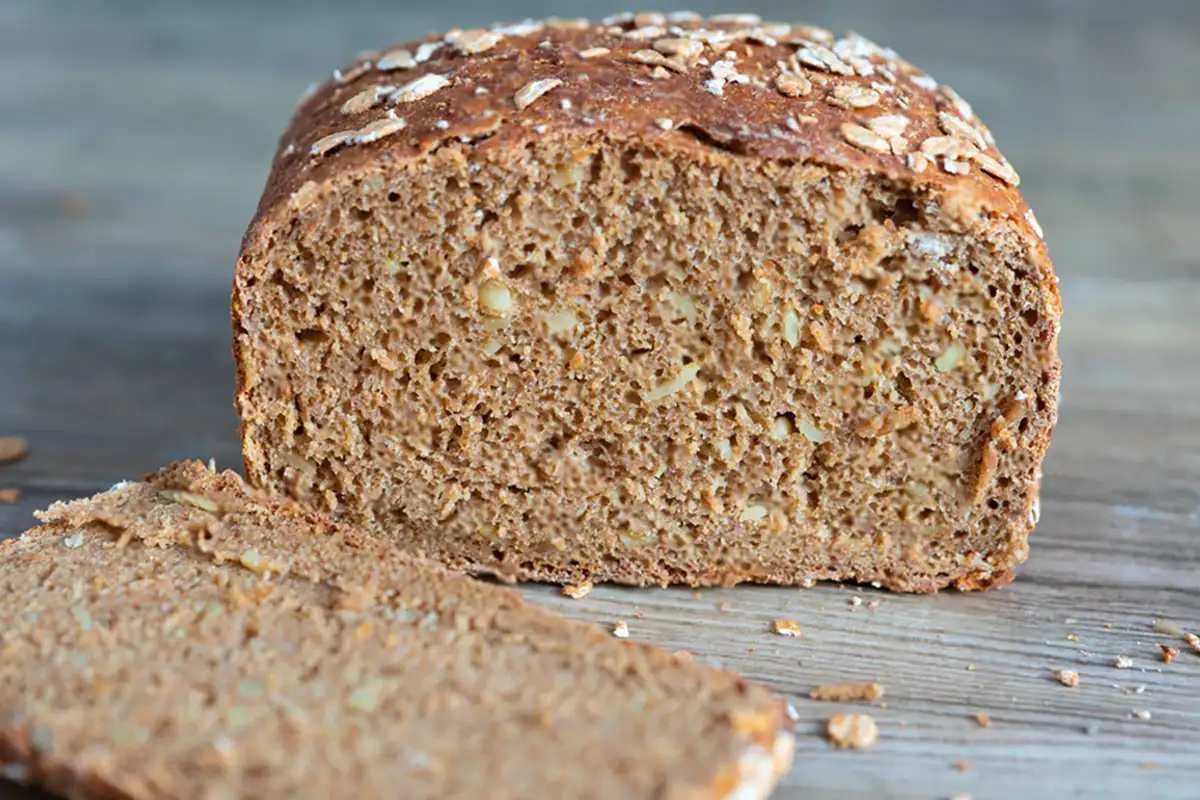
xmin=0 ymin=461 xmax=793 ymax=800
xmin=233 ymin=14 xmax=1061 ymax=591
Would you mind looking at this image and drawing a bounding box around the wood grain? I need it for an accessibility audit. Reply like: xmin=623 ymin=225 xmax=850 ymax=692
xmin=2 ymin=1 xmax=1198 ymax=798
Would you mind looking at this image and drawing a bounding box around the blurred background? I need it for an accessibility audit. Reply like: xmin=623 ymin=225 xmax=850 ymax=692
xmin=2 ymin=2 xmax=1199 ymax=797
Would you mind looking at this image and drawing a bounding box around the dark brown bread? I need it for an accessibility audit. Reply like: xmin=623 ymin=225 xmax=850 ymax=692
xmin=0 ymin=462 xmax=793 ymax=799
xmin=233 ymin=13 xmax=1061 ymax=591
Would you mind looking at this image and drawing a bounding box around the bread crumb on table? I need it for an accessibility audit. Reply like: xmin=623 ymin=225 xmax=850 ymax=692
xmin=1113 ymin=655 xmax=1133 ymax=669
xmin=611 ymin=621 xmax=629 ymax=639
xmin=808 ymin=682 xmax=884 ymax=702
xmin=771 ymin=619 xmax=802 ymax=637
xmin=827 ymin=713 xmax=878 ymax=749
xmin=1160 ymin=645 xmax=1179 ymax=663
xmin=1053 ymin=669 xmax=1080 ymax=687
xmin=561 ymin=580 xmax=593 ymax=599
xmin=0 ymin=437 xmax=28 ymax=464
xmin=0 ymin=488 xmax=19 ymax=504
xmin=974 ymin=713 xmax=992 ymax=728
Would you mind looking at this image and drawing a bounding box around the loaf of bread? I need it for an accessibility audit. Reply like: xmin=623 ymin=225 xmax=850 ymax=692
xmin=0 ymin=461 xmax=793 ymax=799
xmin=233 ymin=13 xmax=1061 ymax=591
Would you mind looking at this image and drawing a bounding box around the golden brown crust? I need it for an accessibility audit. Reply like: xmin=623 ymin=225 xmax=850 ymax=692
xmin=246 ymin=14 xmax=1038 ymax=239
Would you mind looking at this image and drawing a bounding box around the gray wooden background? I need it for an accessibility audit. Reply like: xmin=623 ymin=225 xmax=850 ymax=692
xmin=2 ymin=1 xmax=1198 ymax=798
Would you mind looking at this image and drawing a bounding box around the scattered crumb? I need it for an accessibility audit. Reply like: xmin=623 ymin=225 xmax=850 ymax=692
xmin=965 ymin=663 xmax=975 ymax=671
xmin=1121 ymin=684 xmax=1147 ymax=695
xmin=974 ymin=713 xmax=992 ymax=728
xmin=0 ymin=487 xmax=19 ymax=504
xmin=717 ymin=601 xmax=731 ymax=612
xmin=672 ymin=650 xmax=692 ymax=663
xmin=634 ymin=609 xmax=644 ymax=619
xmin=849 ymin=596 xmax=863 ymax=607
xmin=878 ymin=702 xmax=888 ymax=710
xmin=1187 ymin=633 xmax=1200 ymax=653
xmin=954 ymin=761 xmax=972 ymax=773
xmin=1084 ymin=723 xmax=1101 ymax=735
xmin=826 ymin=713 xmax=878 ymax=749
xmin=0 ymin=437 xmax=28 ymax=464
xmin=866 ymin=600 xmax=881 ymax=611
xmin=1066 ymin=634 xmax=1079 ymax=642
xmin=561 ymin=580 xmax=593 ymax=599
xmin=1131 ymin=710 xmax=1152 ymax=721
xmin=1138 ymin=761 xmax=1158 ymax=770
xmin=771 ymin=619 xmax=802 ymax=637
xmin=1113 ymin=655 xmax=1133 ymax=670
xmin=1054 ymin=669 xmax=1080 ymax=687
xmin=1160 ymin=645 xmax=1179 ymax=664
xmin=1152 ymin=619 xmax=1184 ymax=637
xmin=612 ymin=621 xmax=629 ymax=639
xmin=809 ymin=682 xmax=884 ymax=702
xmin=1104 ymin=623 xmax=1114 ymax=630
xmin=785 ymin=702 xmax=800 ymax=722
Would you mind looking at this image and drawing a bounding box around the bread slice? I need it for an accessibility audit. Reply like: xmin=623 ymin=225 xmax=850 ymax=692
xmin=232 ymin=14 xmax=1061 ymax=591
xmin=0 ymin=462 xmax=793 ymax=799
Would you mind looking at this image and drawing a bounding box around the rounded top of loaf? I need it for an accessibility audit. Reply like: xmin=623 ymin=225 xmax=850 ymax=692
xmin=250 ymin=12 xmax=1043 ymax=245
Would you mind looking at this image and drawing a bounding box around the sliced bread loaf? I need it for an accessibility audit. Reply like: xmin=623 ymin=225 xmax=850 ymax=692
xmin=0 ymin=461 xmax=793 ymax=799
xmin=233 ymin=13 xmax=1061 ymax=590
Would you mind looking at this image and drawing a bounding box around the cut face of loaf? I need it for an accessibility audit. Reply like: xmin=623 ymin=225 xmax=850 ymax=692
xmin=0 ymin=462 xmax=793 ymax=800
xmin=234 ymin=15 xmax=1061 ymax=591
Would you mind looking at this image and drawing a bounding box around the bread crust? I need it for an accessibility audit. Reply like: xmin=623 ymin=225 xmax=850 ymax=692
xmin=238 ymin=15 xmax=1051 ymax=247
xmin=232 ymin=14 xmax=1061 ymax=592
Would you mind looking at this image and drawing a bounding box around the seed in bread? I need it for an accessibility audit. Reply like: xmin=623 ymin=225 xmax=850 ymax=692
xmin=0 ymin=461 xmax=794 ymax=800
xmin=233 ymin=14 xmax=1061 ymax=592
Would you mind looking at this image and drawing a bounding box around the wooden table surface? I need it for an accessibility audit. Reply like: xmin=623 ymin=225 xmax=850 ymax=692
xmin=2 ymin=1 xmax=1198 ymax=797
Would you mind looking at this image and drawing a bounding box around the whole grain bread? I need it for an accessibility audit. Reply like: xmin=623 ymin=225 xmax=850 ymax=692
xmin=0 ymin=461 xmax=793 ymax=799
xmin=232 ymin=13 xmax=1061 ymax=591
